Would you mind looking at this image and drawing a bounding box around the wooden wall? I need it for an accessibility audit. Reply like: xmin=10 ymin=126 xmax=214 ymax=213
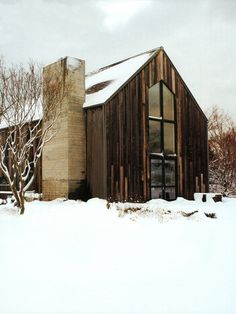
xmin=86 ymin=106 xmax=106 ymax=198
xmin=105 ymin=71 xmax=148 ymax=201
xmin=103 ymin=48 xmax=208 ymax=201
xmin=158 ymin=50 xmax=209 ymax=198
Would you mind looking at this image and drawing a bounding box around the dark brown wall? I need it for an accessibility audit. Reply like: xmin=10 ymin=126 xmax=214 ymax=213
xmin=105 ymin=71 xmax=148 ymax=201
xmin=104 ymin=49 xmax=208 ymax=201
xmin=158 ymin=50 xmax=209 ymax=198
xmin=86 ymin=106 xmax=106 ymax=198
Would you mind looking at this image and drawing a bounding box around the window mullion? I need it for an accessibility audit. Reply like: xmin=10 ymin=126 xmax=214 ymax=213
xmin=160 ymin=82 xmax=165 ymax=198
xmin=160 ymin=82 xmax=164 ymax=154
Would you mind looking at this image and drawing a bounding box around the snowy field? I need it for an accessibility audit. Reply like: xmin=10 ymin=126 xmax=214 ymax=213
xmin=0 ymin=197 xmax=236 ymax=314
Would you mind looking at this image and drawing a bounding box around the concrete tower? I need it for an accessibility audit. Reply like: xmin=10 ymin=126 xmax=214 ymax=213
xmin=42 ymin=57 xmax=86 ymax=200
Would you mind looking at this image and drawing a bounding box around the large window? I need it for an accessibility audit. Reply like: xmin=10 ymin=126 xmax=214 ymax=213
xmin=149 ymin=81 xmax=177 ymax=200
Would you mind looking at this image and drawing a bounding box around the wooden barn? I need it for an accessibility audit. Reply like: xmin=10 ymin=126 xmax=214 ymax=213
xmin=0 ymin=47 xmax=209 ymax=201
xmin=84 ymin=47 xmax=208 ymax=201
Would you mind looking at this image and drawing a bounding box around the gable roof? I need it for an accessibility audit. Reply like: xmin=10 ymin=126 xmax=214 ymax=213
xmin=84 ymin=48 xmax=160 ymax=108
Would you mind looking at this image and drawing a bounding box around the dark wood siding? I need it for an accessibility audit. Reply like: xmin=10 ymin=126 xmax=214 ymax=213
xmin=158 ymin=50 xmax=209 ymax=198
xmin=104 ymin=49 xmax=208 ymax=201
xmin=86 ymin=106 xmax=106 ymax=198
xmin=105 ymin=70 xmax=150 ymax=202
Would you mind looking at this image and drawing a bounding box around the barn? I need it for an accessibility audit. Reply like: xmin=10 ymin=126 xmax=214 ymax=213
xmin=0 ymin=47 xmax=209 ymax=202
xmin=83 ymin=47 xmax=209 ymax=202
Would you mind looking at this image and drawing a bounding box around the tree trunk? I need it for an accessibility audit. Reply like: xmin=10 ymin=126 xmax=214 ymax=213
xmin=19 ymin=203 xmax=25 ymax=215
xmin=19 ymin=190 xmax=25 ymax=215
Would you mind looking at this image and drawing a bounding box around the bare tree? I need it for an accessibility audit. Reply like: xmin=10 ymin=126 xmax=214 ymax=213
xmin=0 ymin=58 xmax=63 ymax=214
xmin=208 ymin=105 xmax=236 ymax=195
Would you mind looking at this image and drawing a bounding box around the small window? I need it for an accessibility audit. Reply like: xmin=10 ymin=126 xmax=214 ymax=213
xmin=165 ymin=187 xmax=176 ymax=201
xmin=149 ymin=83 xmax=161 ymax=117
xmin=165 ymin=160 xmax=176 ymax=186
xmin=164 ymin=123 xmax=175 ymax=154
xmin=151 ymin=159 xmax=162 ymax=185
xmin=149 ymin=120 xmax=161 ymax=153
xmin=163 ymin=84 xmax=174 ymax=120
xmin=151 ymin=187 xmax=163 ymax=199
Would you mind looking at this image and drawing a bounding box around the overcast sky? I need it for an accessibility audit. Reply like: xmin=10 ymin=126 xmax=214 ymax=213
xmin=0 ymin=0 xmax=235 ymax=120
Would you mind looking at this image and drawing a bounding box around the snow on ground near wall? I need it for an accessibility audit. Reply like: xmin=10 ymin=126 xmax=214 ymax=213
xmin=0 ymin=197 xmax=236 ymax=314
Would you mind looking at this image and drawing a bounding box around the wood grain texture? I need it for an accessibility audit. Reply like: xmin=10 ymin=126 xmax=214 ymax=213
xmin=103 ymin=49 xmax=208 ymax=201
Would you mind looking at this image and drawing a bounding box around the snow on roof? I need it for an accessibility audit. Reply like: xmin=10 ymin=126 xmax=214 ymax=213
xmin=84 ymin=48 xmax=160 ymax=108
xmin=66 ymin=57 xmax=82 ymax=71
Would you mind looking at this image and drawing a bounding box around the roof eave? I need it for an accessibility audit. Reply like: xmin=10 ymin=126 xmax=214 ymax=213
xmin=83 ymin=102 xmax=104 ymax=110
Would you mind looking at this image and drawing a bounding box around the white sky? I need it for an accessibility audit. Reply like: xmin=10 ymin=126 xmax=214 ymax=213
xmin=0 ymin=0 xmax=235 ymax=120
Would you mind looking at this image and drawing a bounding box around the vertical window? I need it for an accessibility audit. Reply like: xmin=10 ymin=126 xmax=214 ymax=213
xmin=149 ymin=120 xmax=161 ymax=153
xmin=151 ymin=187 xmax=163 ymax=199
xmin=151 ymin=159 xmax=162 ymax=185
xmin=150 ymin=159 xmax=163 ymax=199
xmin=165 ymin=159 xmax=176 ymax=186
xmin=164 ymin=123 xmax=175 ymax=154
xmin=149 ymin=81 xmax=177 ymax=200
xmin=149 ymin=83 xmax=161 ymax=117
xmin=163 ymin=84 xmax=175 ymax=120
xmin=165 ymin=187 xmax=176 ymax=201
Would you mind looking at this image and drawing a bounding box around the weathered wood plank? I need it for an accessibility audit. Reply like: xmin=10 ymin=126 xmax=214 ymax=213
xmin=104 ymin=49 xmax=208 ymax=201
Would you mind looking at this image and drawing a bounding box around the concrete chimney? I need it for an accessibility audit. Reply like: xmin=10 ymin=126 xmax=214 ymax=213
xmin=42 ymin=57 xmax=86 ymax=200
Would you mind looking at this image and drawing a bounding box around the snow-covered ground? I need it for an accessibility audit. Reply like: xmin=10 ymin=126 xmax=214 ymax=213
xmin=0 ymin=197 xmax=236 ymax=314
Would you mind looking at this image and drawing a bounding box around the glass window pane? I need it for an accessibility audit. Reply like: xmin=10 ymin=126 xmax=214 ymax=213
xmin=151 ymin=187 xmax=163 ymax=199
xmin=149 ymin=120 xmax=161 ymax=153
xmin=165 ymin=187 xmax=176 ymax=201
xmin=164 ymin=123 xmax=175 ymax=154
xmin=165 ymin=159 xmax=176 ymax=186
xmin=163 ymin=84 xmax=174 ymax=120
xmin=149 ymin=83 xmax=160 ymax=117
xmin=151 ymin=159 xmax=162 ymax=185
